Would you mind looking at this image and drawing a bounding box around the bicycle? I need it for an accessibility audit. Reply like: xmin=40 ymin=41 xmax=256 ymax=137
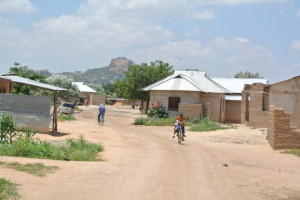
xmin=176 ymin=122 xmax=184 ymax=144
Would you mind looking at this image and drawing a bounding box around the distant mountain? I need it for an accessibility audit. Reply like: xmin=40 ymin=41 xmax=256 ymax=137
xmin=38 ymin=57 xmax=134 ymax=85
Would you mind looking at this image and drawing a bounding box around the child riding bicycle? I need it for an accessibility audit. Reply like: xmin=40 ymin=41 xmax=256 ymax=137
xmin=173 ymin=113 xmax=187 ymax=138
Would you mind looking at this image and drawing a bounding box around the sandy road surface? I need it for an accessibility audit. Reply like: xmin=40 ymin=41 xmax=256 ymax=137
xmin=1 ymin=105 xmax=300 ymax=200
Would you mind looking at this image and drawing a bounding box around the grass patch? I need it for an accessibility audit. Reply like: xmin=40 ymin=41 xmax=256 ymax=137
xmin=134 ymin=117 xmax=176 ymax=126
xmin=189 ymin=118 xmax=231 ymax=132
xmin=282 ymin=149 xmax=300 ymax=157
xmin=0 ymin=178 xmax=19 ymax=200
xmin=0 ymin=135 xmax=103 ymax=161
xmin=4 ymin=162 xmax=59 ymax=177
xmin=58 ymin=114 xmax=76 ymax=121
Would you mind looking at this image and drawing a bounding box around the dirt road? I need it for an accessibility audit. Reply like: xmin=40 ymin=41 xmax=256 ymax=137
xmin=1 ymin=105 xmax=300 ymax=200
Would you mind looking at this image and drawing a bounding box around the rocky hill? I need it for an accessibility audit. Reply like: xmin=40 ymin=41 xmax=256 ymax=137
xmin=57 ymin=57 xmax=134 ymax=84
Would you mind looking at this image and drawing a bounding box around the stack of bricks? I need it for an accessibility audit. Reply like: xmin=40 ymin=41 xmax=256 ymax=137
xmin=178 ymin=103 xmax=203 ymax=121
xmin=268 ymin=105 xmax=300 ymax=150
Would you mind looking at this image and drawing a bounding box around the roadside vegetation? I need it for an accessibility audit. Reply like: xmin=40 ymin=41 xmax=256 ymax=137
xmin=134 ymin=103 xmax=235 ymax=131
xmin=58 ymin=114 xmax=76 ymax=121
xmin=0 ymin=162 xmax=58 ymax=177
xmin=0 ymin=114 xmax=103 ymax=161
xmin=0 ymin=178 xmax=19 ymax=200
xmin=282 ymin=149 xmax=300 ymax=157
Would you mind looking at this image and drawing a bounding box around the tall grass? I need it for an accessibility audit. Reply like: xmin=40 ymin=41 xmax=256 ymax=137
xmin=0 ymin=135 xmax=103 ymax=161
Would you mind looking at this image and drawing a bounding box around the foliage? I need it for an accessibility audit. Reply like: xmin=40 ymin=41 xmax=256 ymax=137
xmin=234 ymin=70 xmax=263 ymax=78
xmin=46 ymin=74 xmax=80 ymax=102
xmin=87 ymin=83 xmax=106 ymax=95
xmin=282 ymin=149 xmax=300 ymax=157
xmin=102 ymin=83 xmax=116 ymax=97
xmin=133 ymin=117 xmax=148 ymax=125
xmin=147 ymin=102 xmax=168 ymax=118
xmin=0 ymin=114 xmax=17 ymax=143
xmin=3 ymin=162 xmax=59 ymax=177
xmin=0 ymin=135 xmax=103 ymax=161
xmin=114 ymin=60 xmax=174 ymax=101
xmin=58 ymin=114 xmax=76 ymax=121
xmin=0 ymin=178 xmax=19 ymax=200
xmin=9 ymin=62 xmax=47 ymax=95
xmin=189 ymin=117 xmax=230 ymax=132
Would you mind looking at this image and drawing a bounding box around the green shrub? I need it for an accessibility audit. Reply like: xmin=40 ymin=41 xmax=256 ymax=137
xmin=189 ymin=117 xmax=227 ymax=132
xmin=0 ymin=135 xmax=103 ymax=161
xmin=147 ymin=102 xmax=168 ymax=118
xmin=0 ymin=113 xmax=17 ymax=143
xmin=134 ymin=117 xmax=147 ymax=125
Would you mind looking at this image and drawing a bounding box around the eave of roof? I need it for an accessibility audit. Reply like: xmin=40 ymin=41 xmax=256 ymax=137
xmin=0 ymin=75 xmax=66 ymax=91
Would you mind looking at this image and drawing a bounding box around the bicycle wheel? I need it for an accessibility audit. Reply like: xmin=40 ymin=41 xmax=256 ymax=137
xmin=178 ymin=129 xmax=182 ymax=144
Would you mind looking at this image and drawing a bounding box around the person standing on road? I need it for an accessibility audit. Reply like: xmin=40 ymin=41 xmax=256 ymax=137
xmin=98 ymin=104 xmax=106 ymax=125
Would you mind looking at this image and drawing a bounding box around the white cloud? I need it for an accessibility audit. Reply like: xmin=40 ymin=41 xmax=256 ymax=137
xmin=296 ymin=10 xmax=300 ymax=17
xmin=184 ymin=29 xmax=202 ymax=37
xmin=192 ymin=10 xmax=216 ymax=20
xmin=291 ymin=40 xmax=300 ymax=51
xmin=194 ymin=0 xmax=287 ymax=5
xmin=132 ymin=36 xmax=278 ymax=78
xmin=0 ymin=0 xmax=36 ymax=13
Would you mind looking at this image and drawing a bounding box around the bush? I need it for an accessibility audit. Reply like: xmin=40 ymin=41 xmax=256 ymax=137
xmin=147 ymin=102 xmax=168 ymax=118
xmin=134 ymin=117 xmax=147 ymax=125
xmin=0 ymin=135 xmax=103 ymax=161
xmin=0 ymin=114 xmax=17 ymax=143
xmin=189 ymin=117 xmax=227 ymax=132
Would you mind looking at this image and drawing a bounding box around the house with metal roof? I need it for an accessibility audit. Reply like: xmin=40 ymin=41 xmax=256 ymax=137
xmin=144 ymin=70 xmax=268 ymax=123
xmin=144 ymin=70 xmax=231 ymax=122
xmin=73 ymin=82 xmax=97 ymax=105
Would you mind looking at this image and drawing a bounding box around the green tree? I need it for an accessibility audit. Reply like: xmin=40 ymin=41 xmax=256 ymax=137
xmin=114 ymin=60 xmax=174 ymax=109
xmin=234 ymin=70 xmax=263 ymax=78
xmin=102 ymin=83 xmax=116 ymax=97
xmin=9 ymin=63 xmax=47 ymax=95
xmin=46 ymin=74 xmax=80 ymax=102
xmin=87 ymin=83 xmax=105 ymax=95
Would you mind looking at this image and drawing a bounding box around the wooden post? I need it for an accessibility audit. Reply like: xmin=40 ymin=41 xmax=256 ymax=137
xmin=52 ymin=91 xmax=58 ymax=132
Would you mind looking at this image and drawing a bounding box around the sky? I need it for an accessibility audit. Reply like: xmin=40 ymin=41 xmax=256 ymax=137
xmin=0 ymin=0 xmax=300 ymax=83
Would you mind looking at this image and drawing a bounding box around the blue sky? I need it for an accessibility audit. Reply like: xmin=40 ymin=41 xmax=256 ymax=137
xmin=0 ymin=0 xmax=300 ymax=83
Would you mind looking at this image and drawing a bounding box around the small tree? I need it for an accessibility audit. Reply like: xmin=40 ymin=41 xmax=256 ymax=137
xmin=234 ymin=70 xmax=263 ymax=78
xmin=9 ymin=63 xmax=47 ymax=95
xmin=0 ymin=114 xmax=17 ymax=143
xmin=46 ymin=74 xmax=80 ymax=102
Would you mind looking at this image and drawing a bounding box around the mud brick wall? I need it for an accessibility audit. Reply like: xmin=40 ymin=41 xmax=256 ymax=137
xmin=241 ymin=83 xmax=269 ymax=128
xmin=91 ymin=94 xmax=106 ymax=105
xmin=178 ymin=103 xmax=203 ymax=120
xmin=268 ymin=105 xmax=300 ymax=150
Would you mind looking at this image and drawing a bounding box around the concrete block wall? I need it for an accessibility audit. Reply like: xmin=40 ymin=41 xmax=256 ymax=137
xmin=0 ymin=94 xmax=51 ymax=132
xmin=91 ymin=94 xmax=106 ymax=105
xmin=242 ymin=83 xmax=269 ymax=128
xmin=178 ymin=103 xmax=203 ymax=120
xmin=268 ymin=105 xmax=300 ymax=150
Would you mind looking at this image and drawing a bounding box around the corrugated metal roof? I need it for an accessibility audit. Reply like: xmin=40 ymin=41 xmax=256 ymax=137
xmin=212 ymin=77 xmax=268 ymax=93
xmin=143 ymin=70 xmax=231 ymax=93
xmin=73 ymin=82 xmax=96 ymax=93
xmin=0 ymin=75 xmax=66 ymax=91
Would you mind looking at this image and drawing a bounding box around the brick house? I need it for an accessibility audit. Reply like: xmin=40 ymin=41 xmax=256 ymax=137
xmin=144 ymin=70 xmax=267 ymax=123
